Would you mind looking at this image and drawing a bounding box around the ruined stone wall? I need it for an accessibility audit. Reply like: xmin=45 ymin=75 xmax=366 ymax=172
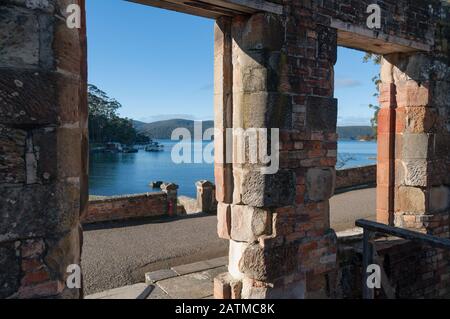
xmin=0 ymin=0 xmax=87 ymax=298
xmin=335 ymin=165 xmax=376 ymax=191
xmin=215 ymin=0 xmax=450 ymax=299
xmin=374 ymin=0 xmax=450 ymax=298
xmin=216 ymin=4 xmax=339 ymax=298
xmin=83 ymin=193 xmax=169 ymax=224
xmin=337 ymin=236 xmax=450 ymax=299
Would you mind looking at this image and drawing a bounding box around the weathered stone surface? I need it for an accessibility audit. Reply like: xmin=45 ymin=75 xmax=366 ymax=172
xmin=196 ymin=180 xmax=216 ymax=213
xmin=242 ymin=277 xmax=310 ymax=299
xmin=400 ymin=133 xmax=431 ymax=160
xmin=396 ymin=81 xmax=431 ymax=108
xmin=232 ymin=13 xmax=284 ymax=52
xmin=214 ymin=272 xmax=232 ymax=299
xmin=403 ymin=107 xmax=438 ymax=133
xmin=234 ymin=92 xmax=293 ymax=129
xmin=305 ymin=97 xmax=337 ymax=132
xmin=396 ymin=160 xmax=428 ymax=187
xmin=0 ymin=125 xmax=27 ymax=184
xmin=0 ymin=182 xmax=80 ymax=242
xmin=240 ymin=169 xmax=295 ymax=208
xmin=215 ymin=164 xmax=233 ymax=203
xmin=0 ymin=241 xmax=21 ymax=298
xmin=395 ymin=186 xmax=427 ymax=214
xmin=306 ymin=168 xmax=335 ymax=202
xmin=228 ymin=240 xmax=248 ymax=280
xmin=230 ymin=205 xmax=271 ymax=242
xmin=217 ymin=202 xmax=231 ymax=239
xmin=240 ymin=244 xmax=298 ymax=281
xmin=0 ymin=6 xmax=40 ymax=68
xmin=430 ymin=186 xmax=450 ymax=213
xmin=432 ymin=81 xmax=450 ymax=108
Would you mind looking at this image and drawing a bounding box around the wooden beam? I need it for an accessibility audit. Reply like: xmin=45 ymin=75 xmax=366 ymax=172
xmin=332 ymin=19 xmax=431 ymax=54
xmin=128 ymin=0 xmax=283 ymax=19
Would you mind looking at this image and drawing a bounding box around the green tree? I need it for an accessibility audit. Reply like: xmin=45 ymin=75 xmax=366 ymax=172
xmin=88 ymin=84 xmax=150 ymax=145
xmin=363 ymin=53 xmax=381 ymax=139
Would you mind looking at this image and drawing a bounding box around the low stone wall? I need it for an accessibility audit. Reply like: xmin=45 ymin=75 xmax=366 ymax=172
xmin=83 ymin=192 xmax=168 ymax=224
xmin=336 ymin=165 xmax=377 ymax=191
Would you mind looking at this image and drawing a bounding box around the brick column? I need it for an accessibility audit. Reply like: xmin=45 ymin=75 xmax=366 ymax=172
xmin=215 ymin=8 xmax=338 ymax=299
xmin=0 ymin=1 xmax=87 ymax=298
xmin=376 ymin=56 xmax=397 ymax=225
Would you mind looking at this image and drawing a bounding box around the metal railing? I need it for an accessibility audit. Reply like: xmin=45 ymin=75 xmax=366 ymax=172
xmin=355 ymin=219 xmax=450 ymax=299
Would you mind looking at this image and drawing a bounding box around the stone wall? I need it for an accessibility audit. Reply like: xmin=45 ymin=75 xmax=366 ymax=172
xmin=83 ymin=193 xmax=169 ymax=224
xmin=336 ymin=232 xmax=450 ymax=299
xmin=0 ymin=0 xmax=87 ymax=299
xmin=1 ymin=0 xmax=449 ymax=299
xmin=335 ymin=165 xmax=376 ymax=191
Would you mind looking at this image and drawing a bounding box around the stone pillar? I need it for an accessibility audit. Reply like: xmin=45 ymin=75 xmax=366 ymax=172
xmin=161 ymin=183 xmax=179 ymax=216
xmin=215 ymin=9 xmax=338 ymax=299
xmin=214 ymin=16 xmax=234 ymax=205
xmin=0 ymin=0 xmax=87 ymax=298
xmin=378 ymin=53 xmax=450 ymax=237
xmin=196 ymin=180 xmax=216 ymax=213
xmin=379 ymin=50 xmax=450 ymax=297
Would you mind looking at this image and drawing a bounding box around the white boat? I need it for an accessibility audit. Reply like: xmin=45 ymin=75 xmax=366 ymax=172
xmin=145 ymin=141 xmax=164 ymax=152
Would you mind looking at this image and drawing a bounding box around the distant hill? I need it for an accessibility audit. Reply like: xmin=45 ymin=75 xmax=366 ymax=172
xmin=134 ymin=119 xmax=373 ymax=140
xmin=134 ymin=119 xmax=214 ymax=139
xmin=337 ymin=126 xmax=374 ymax=140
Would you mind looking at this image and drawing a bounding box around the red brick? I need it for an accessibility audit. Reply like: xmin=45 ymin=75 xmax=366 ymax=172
xmin=21 ymin=270 xmax=50 ymax=286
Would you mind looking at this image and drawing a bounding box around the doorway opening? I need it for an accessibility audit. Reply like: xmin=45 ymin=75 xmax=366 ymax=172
xmin=82 ymin=0 xmax=227 ymax=298
xmin=330 ymin=47 xmax=380 ymax=232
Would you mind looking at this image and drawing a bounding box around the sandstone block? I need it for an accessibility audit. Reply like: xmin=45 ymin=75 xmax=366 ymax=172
xmin=230 ymin=205 xmax=271 ymax=242
xmin=396 ymin=159 xmax=428 ymax=187
xmin=228 ymin=240 xmax=248 ymax=280
xmin=396 ymin=186 xmax=427 ymax=214
xmin=396 ymin=81 xmax=431 ymax=108
xmin=401 ymin=133 xmax=431 ymax=160
xmin=240 ymin=244 xmax=298 ymax=281
xmin=240 ymin=169 xmax=296 ymax=208
xmin=217 ymin=203 xmax=231 ymax=239
xmin=306 ymin=168 xmax=335 ymax=202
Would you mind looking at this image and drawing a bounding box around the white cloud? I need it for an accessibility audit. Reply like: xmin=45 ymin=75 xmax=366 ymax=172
xmin=335 ymin=78 xmax=363 ymax=89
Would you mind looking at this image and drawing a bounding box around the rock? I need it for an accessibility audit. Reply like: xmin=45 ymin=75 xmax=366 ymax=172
xmin=150 ymin=181 xmax=163 ymax=189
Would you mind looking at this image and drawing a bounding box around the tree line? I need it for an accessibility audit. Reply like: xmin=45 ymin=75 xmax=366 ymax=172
xmin=88 ymin=84 xmax=150 ymax=146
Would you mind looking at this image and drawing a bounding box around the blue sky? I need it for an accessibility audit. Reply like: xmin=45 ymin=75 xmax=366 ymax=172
xmin=86 ymin=0 xmax=379 ymax=126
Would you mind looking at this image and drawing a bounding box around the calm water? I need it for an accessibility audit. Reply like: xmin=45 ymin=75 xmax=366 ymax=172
xmin=89 ymin=140 xmax=377 ymax=197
